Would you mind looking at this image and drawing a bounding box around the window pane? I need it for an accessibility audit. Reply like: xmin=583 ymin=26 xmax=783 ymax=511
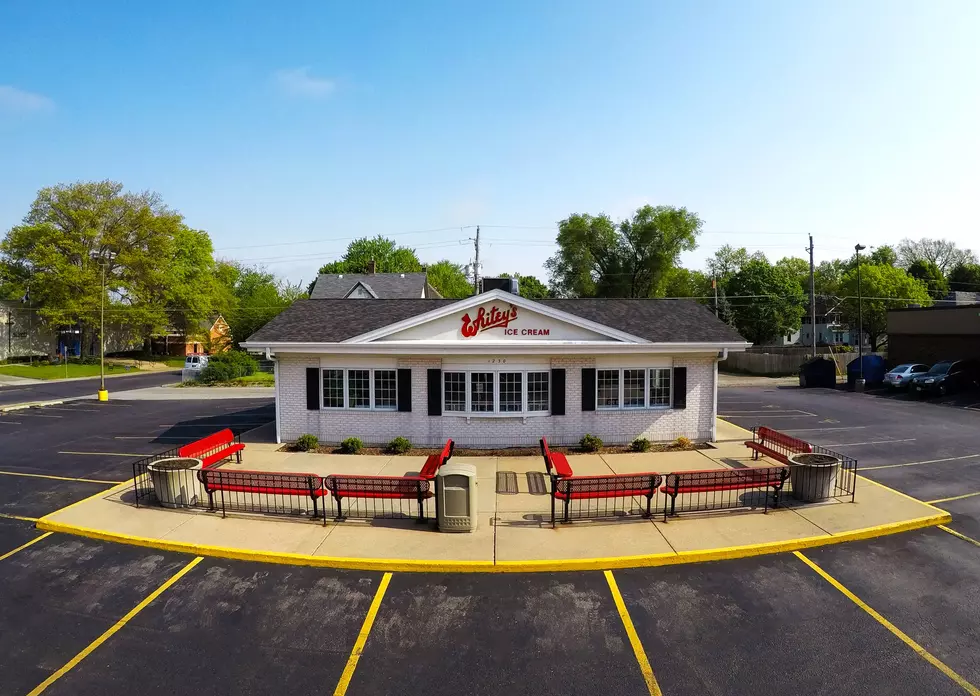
xmin=470 ymin=372 xmax=494 ymax=412
xmin=650 ymin=368 xmax=671 ymax=406
xmin=527 ymin=372 xmax=549 ymax=412
xmin=444 ymin=372 xmax=466 ymax=412
xmin=374 ymin=369 xmax=396 ymax=410
xmin=322 ymin=369 xmax=344 ymax=408
xmin=623 ymin=369 xmax=646 ymax=407
xmin=499 ymin=372 xmax=523 ymax=412
xmin=348 ymin=369 xmax=370 ymax=409
xmin=597 ymin=369 xmax=619 ymax=408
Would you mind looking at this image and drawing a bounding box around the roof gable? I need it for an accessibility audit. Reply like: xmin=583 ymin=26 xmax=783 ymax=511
xmin=310 ymin=273 xmax=429 ymax=299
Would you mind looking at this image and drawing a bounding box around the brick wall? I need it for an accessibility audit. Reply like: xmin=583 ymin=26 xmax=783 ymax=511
xmin=277 ymin=353 xmax=718 ymax=447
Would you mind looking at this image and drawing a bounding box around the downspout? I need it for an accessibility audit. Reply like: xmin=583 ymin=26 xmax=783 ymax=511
xmin=267 ymin=348 xmax=281 ymax=444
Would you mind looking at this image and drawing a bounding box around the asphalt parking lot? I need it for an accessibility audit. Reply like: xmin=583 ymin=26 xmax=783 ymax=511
xmin=1 ymin=390 xmax=979 ymax=695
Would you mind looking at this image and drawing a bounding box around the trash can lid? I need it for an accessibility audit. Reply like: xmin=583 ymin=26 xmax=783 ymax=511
xmin=148 ymin=457 xmax=202 ymax=471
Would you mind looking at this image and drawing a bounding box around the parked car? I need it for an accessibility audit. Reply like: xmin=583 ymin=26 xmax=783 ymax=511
xmin=909 ymin=359 xmax=980 ymax=397
xmin=883 ymin=363 xmax=929 ymax=390
xmin=847 ymin=354 xmax=886 ymax=387
xmin=183 ymin=354 xmax=209 ymax=372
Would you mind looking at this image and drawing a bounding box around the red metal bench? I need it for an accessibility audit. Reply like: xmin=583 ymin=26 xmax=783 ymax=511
xmin=539 ymin=437 xmax=573 ymax=478
xmin=323 ymin=439 xmax=454 ymax=523
xmin=744 ymin=426 xmax=812 ymax=465
xmin=179 ymin=428 xmax=245 ymax=468
xmin=660 ymin=466 xmax=790 ymax=521
xmin=550 ymin=473 xmax=662 ymax=527
xmin=197 ymin=468 xmax=326 ymax=523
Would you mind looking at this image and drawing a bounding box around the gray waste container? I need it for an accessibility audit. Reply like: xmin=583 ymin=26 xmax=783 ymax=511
xmin=436 ymin=463 xmax=478 ymax=532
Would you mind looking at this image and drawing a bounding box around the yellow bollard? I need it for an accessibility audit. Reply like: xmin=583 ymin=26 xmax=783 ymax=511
xmin=98 ymin=389 xmax=109 ymax=402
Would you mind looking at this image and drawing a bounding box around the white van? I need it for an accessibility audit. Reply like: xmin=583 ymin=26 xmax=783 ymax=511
xmin=184 ymin=354 xmax=209 ymax=371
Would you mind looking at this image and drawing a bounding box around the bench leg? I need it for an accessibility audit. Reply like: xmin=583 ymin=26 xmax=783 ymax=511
xmin=644 ymin=492 xmax=653 ymax=518
xmin=236 ymin=450 xmax=242 ymax=464
xmin=563 ymin=495 xmax=570 ymax=524
xmin=772 ymin=483 xmax=783 ymax=509
xmin=333 ymin=494 xmax=345 ymax=521
xmin=551 ymin=492 xmax=556 ymax=529
xmin=416 ymin=489 xmax=425 ymax=524
xmin=206 ymin=490 xmax=215 ymax=512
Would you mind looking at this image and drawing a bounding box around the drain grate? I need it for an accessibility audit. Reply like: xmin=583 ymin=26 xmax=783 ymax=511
xmin=496 ymin=471 xmax=519 ymax=494
xmin=526 ymin=471 xmax=548 ymax=495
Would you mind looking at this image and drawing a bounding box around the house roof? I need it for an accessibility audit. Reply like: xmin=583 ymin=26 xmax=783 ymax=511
xmin=309 ymin=273 xmax=436 ymax=299
xmin=245 ymin=296 xmax=745 ymax=345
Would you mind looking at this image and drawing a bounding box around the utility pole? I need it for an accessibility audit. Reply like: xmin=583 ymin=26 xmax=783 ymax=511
xmin=808 ymin=235 xmax=816 ymax=356
xmin=854 ymin=243 xmax=866 ymax=391
xmin=472 ymin=225 xmax=481 ymax=293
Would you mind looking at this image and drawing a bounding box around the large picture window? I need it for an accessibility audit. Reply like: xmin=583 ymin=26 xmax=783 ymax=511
xmin=322 ymin=368 xmax=397 ymax=410
xmin=443 ymin=369 xmax=549 ymax=416
xmin=596 ymin=367 xmax=672 ymax=410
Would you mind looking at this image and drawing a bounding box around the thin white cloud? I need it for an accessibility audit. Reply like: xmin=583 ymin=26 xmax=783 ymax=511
xmin=0 ymin=85 xmax=54 ymax=114
xmin=273 ymin=67 xmax=336 ymax=98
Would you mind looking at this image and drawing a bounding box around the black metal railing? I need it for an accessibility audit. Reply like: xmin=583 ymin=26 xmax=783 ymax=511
xmin=132 ymin=446 xmax=182 ymax=507
xmin=660 ymin=467 xmax=790 ymax=521
xmin=550 ymin=474 xmax=662 ymax=527
xmin=198 ymin=468 xmax=325 ymax=524
xmin=324 ymin=475 xmax=432 ymax=523
xmin=784 ymin=444 xmax=858 ymax=503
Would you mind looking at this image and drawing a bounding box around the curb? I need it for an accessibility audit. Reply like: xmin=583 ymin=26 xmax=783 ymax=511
xmin=35 ymin=510 xmax=951 ymax=574
xmin=0 ymin=399 xmax=66 ymax=413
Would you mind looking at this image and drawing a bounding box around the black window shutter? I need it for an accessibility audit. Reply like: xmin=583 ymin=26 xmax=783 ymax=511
xmin=427 ymin=368 xmax=442 ymax=416
xmin=673 ymin=367 xmax=687 ymax=409
xmin=581 ymin=368 xmax=596 ymax=412
xmin=550 ymin=369 xmax=565 ymax=416
xmin=397 ymin=369 xmax=412 ymax=412
xmin=306 ymin=367 xmax=320 ymax=410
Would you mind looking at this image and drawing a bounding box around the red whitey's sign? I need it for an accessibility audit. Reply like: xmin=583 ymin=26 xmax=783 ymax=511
xmin=460 ymin=304 xmax=519 ymax=338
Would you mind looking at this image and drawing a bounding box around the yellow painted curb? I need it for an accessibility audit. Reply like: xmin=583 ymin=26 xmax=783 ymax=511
xmin=35 ymin=510 xmax=951 ymax=574
xmin=715 ymin=416 xmax=755 ymax=438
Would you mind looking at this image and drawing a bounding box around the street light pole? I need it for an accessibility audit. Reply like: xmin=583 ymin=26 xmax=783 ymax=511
xmin=854 ymin=243 xmax=866 ymax=391
xmin=91 ymin=251 xmax=115 ymax=402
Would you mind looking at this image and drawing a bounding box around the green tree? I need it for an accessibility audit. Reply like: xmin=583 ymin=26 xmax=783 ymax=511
xmin=774 ymin=257 xmax=809 ymax=292
xmin=308 ymin=235 xmax=425 ymax=293
xmin=869 ymin=245 xmax=898 ymax=267
xmin=545 ymin=205 xmax=702 ymax=297
xmin=906 ymin=260 xmax=948 ymax=299
xmin=948 ymin=263 xmax=980 ymax=292
xmin=897 ymin=238 xmax=977 ymax=274
xmin=726 ymin=258 xmax=806 ymax=344
xmin=705 ymin=245 xmax=765 ymax=282
xmin=500 ymin=273 xmax=551 ymax=299
xmin=839 ymin=264 xmax=932 ymax=351
xmin=814 ymin=259 xmax=848 ymax=297
xmin=0 ymin=181 xmax=214 ymax=356
xmin=215 ymin=261 xmax=306 ymax=347
xmin=657 ymin=267 xmax=711 ymax=299
xmin=425 ymin=260 xmax=472 ymax=299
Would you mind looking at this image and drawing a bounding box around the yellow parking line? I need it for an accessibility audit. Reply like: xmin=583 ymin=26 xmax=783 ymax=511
xmin=0 ymin=512 xmax=39 ymax=522
xmin=0 ymin=469 xmax=120 ymax=485
xmin=25 ymin=556 xmax=203 ymax=696
xmin=862 ymin=453 xmax=980 ymax=471
xmin=794 ymin=551 xmax=980 ymax=695
xmin=605 ymin=570 xmax=663 ymax=696
xmin=332 ymin=572 xmax=393 ymax=696
xmin=0 ymin=532 xmax=53 ymax=562
xmin=928 ymin=491 xmax=980 ymax=505
xmin=938 ymin=525 xmax=980 ymax=548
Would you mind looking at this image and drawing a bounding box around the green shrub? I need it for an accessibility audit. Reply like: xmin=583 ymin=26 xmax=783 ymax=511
xmin=673 ymin=436 xmax=692 ymax=449
xmin=387 ymin=437 xmax=412 ymax=454
xmin=631 ymin=438 xmax=651 ymax=453
xmin=580 ymin=434 xmax=603 ymax=452
xmin=197 ymin=351 xmax=260 ymax=384
xmin=340 ymin=437 xmax=363 ymax=454
xmin=295 ymin=434 xmax=319 ymax=452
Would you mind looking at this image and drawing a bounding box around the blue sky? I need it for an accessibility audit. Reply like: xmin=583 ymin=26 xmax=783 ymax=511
xmin=2 ymin=0 xmax=978 ymax=288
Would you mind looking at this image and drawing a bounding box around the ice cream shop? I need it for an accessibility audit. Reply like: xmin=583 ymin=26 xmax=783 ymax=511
xmin=242 ymin=286 xmax=749 ymax=448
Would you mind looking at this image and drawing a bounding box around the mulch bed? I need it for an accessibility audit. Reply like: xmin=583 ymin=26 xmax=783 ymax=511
xmin=278 ymin=443 xmax=709 ymax=456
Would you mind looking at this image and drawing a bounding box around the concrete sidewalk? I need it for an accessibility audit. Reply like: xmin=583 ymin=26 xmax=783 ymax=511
xmin=38 ymin=423 xmax=950 ymax=571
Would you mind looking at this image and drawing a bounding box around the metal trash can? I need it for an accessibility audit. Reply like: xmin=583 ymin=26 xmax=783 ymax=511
xmin=436 ymin=463 xmax=478 ymax=532
xmin=148 ymin=457 xmax=202 ymax=508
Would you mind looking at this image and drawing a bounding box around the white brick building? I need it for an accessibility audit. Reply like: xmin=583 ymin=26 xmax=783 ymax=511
xmin=242 ymin=289 xmax=748 ymax=448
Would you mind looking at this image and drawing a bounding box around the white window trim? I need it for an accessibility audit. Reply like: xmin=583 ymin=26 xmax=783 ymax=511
xmin=321 ymin=368 xmax=398 ymax=411
xmin=442 ymin=369 xmax=551 ymax=417
xmin=596 ymin=367 xmax=674 ymax=411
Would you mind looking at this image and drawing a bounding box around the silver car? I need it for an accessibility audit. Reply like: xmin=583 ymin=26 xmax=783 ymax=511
xmin=883 ymin=363 xmax=929 ymax=390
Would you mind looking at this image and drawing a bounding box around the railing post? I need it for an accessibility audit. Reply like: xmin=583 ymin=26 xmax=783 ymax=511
xmin=550 ymin=475 xmax=557 ymax=529
xmin=220 ymin=481 xmax=226 ymax=519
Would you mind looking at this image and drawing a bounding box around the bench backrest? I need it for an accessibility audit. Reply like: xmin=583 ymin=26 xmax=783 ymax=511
xmin=419 ymin=439 xmax=455 ymax=479
xmin=555 ymin=473 xmax=662 ymax=497
xmin=180 ymin=428 xmax=235 ymax=458
xmin=324 ymin=474 xmax=431 ymax=497
xmin=662 ymin=466 xmax=789 ymax=492
xmin=539 ymin=438 xmax=553 ymax=474
xmin=540 ymin=438 xmax=573 ymax=478
xmin=757 ymin=427 xmax=812 ymax=454
xmin=198 ymin=468 xmax=321 ymax=494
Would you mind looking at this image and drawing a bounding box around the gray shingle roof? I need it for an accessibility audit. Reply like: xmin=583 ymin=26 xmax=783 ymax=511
xmin=309 ymin=273 xmax=434 ymax=299
xmin=245 ymin=297 xmax=745 ymax=344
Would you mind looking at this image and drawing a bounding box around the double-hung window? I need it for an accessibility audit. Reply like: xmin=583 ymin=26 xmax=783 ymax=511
xmin=443 ymin=370 xmax=549 ymax=415
xmin=322 ymin=368 xmax=397 ymax=410
xmin=597 ymin=367 xmax=672 ymax=410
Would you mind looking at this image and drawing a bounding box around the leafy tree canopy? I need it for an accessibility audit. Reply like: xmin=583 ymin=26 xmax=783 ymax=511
xmin=545 ymin=205 xmax=702 ymax=297
xmin=869 ymin=245 xmax=898 ymax=267
xmin=426 ymin=260 xmax=473 ymax=299
xmin=906 ymin=259 xmax=948 ymax=299
xmin=948 ymin=263 xmax=980 ymax=292
xmin=839 ymin=264 xmax=932 ymax=351
xmin=215 ymin=261 xmax=306 ymax=347
xmin=725 ymin=258 xmax=806 ymax=344
xmin=309 ymin=235 xmax=424 ymax=293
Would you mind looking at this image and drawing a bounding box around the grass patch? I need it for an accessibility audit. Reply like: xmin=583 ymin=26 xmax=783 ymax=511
xmin=0 ymin=362 xmax=141 ymax=380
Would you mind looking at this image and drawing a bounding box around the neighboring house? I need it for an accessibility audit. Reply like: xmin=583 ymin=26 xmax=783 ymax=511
xmin=799 ymin=298 xmax=850 ymax=346
xmin=938 ymin=291 xmax=980 ymax=306
xmin=1 ymin=301 xmax=141 ymax=360
xmin=242 ymin=284 xmax=749 ymax=448
xmin=150 ymin=315 xmax=232 ymax=355
xmin=309 ymin=270 xmax=442 ymax=299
